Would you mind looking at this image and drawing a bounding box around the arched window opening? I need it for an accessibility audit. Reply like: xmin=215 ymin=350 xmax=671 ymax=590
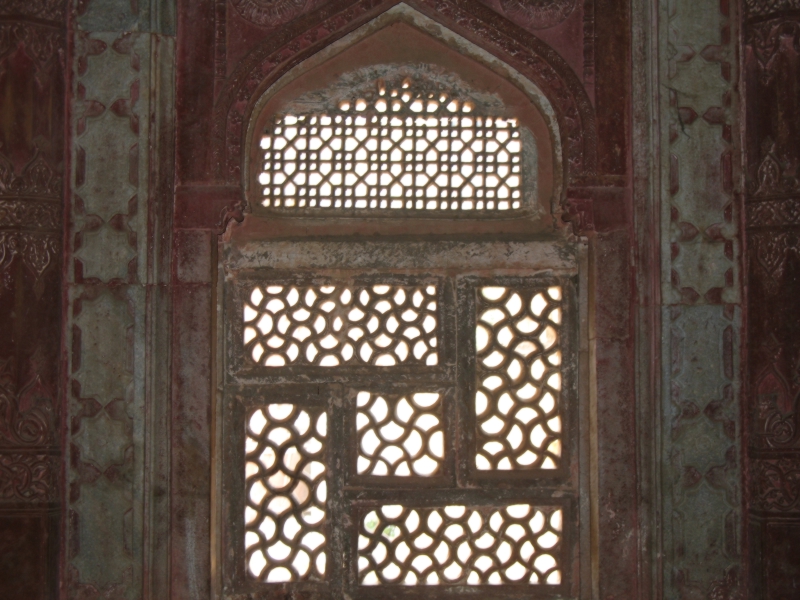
xmin=256 ymin=73 xmax=525 ymax=212
xmin=219 ymin=8 xmax=588 ymax=599
xmin=244 ymin=11 xmax=562 ymax=228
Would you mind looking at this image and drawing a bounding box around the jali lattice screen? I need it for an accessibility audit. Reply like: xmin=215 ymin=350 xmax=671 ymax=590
xmin=257 ymin=78 xmax=523 ymax=212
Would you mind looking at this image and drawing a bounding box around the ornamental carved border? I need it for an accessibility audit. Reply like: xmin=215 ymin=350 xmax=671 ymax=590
xmin=211 ymin=0 xmax=597 ymax=188
xmin=0 ymin=453 xmax=58 ymax=502
xmin=753 ymin=457 xmax=800 ymax=513
xmin=0 ymin=0 xmax=64 ymax=21
xmin=0 ymin=151 xmax=63 ymax=278
xmin=744 ymin=0 xmax=800 ymax=18
xmin=745 ymin=19 xmax=800 ymax=199
xmin=0 ymin=354 xmax=56 ymax=449
xmin=0 ymin=21 xmax=64 ymax=70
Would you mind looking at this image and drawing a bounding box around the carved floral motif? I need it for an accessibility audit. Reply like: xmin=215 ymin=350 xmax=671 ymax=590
xmin=748 ymin=20 xmax=800 ymax=74
xmin=747 ymin=21 xmax=800 ymax=197
xmin=755 ymin=368 xmax=797 ymax=447
xmin=495 ymin=0 xmax=577 ymax=30
xmin=0 ymin=232 xmax=60 ymax=277
xmin=0 ymin=355 xmax=55 ymax=448
xmin=230 ymin=0 xmax=312 ymax=28
xmin=0 ymin=0 xmax=64 ymax=21
xmin=0 ymin=151 xmax=62 ymax=200
xmin=746 ymin=197 xmax=800 ymax=227
xmin=0 ymin=453 xmax=57 ymax=502
xmin=754 ymin=457 xmax=800 ymax=512
xmin=0 ymin=200 xmax=60 ymax=230
xmin=217 ymin=198 xmax=247 ymax=234
xmin=751 ymin=231 xmax=793 ymax=294
xmin=0 ymin=22 xmax=63 ymax=69
xmin=0 ymin=151 xmax=62 ymax=277
xmin=753 ymin=147 xmax=800 ymax=197
xmin=745 ymin=0 xmax=800 ymax=18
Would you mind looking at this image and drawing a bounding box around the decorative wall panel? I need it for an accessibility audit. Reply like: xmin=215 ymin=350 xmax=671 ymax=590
xmin=0 ymin=1 xmax=65 ymax=598
xmin=65 ymin=1 xmax=176 ymax=598
xmin=658 ymin=0 xmax=743 ymax=595
xmin=744 ymin=1 xmax=800 ymax=594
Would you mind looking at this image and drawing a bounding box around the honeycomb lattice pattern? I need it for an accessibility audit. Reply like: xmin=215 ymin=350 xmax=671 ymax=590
xmin=356 ymin=391 xmax=444 ymax=477
xmin=358 ymin=504 xmax=563 ymax=585
xmin=258 ymin=78 xmax=522 ymax=212
xmin=245 ymin=405 xmax=328 ymax=582
xmin=243 ymin=284 xmax=438 ymax=367
xmin=475 ymin=286 xmax=564 ymax=471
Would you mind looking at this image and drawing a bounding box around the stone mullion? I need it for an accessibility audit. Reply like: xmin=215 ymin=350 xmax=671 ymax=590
xmin=658 ymin=0 xmax=744 ymax=595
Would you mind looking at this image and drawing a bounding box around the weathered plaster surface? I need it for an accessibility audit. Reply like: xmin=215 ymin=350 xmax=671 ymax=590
xmin=65 ymin=1 xmax=175 ymax=597
xmin=658 ymin=0 xmax=743 ymax=595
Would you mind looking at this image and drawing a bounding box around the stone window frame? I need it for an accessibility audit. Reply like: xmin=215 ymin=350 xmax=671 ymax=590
xmin=218 ymin=241 xmax=590 ymax=599
xmin=217 ymin=8 xmax=592 ymax=598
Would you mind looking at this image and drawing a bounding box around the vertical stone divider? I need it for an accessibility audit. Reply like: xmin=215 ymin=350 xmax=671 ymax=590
xmin=0 ymin=2 xmax=66 ymax=599
xmin=631 ymin=0 xmax=663 ymax=593
xmin=657 ymin=0 xmax=744 ymax=595
xmin=65 ymin=1 xmax=176 ymax=597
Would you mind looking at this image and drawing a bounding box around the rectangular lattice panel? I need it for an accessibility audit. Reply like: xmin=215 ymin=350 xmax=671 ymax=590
xmin=258 ymin=79 xmax=523 ymax=213
xmin=356 ymin=391 xmax=444 ymax=477
xmin=243 ymin=284 xmax=438 ymax=367
xmin=245 ymin=404 xmax=328 ymax=582
xmin=357 ymin=504 xmax=564 ymax=585
xmin=474 ymin=285 xmax=564 ymax=471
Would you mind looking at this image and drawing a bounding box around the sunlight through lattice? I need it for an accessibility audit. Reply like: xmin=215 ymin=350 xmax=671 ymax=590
xmin=245 ymin=405 xmax=328 ymax=582
xmin=358 ymin=504 xmax=563 ymax=585
xmin=475 ymin=285 xmax=564 ymax=471
xmin=356 ymin=391 xmax=444 ymax=477
xmin=244 ymin=284 xmax=438 ymax=367
xmin=258 ymin=78 xmax=522 ymax=211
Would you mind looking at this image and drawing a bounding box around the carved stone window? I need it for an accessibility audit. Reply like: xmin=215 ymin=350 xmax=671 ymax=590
xmin=220 ymin=8 xmax=588 ymax=599
xmin=256 ymin=77 xmax=525 ymax=212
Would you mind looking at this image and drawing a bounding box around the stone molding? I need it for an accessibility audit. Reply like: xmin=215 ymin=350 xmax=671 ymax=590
xmin=210 ymin=0 xmax=597 ymax=187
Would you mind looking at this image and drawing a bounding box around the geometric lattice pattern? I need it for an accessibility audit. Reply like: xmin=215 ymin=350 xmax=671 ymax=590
xmin=258 ymin=78 xmax=522 ymax=212
xmin=245 ymin=405 xmax=328 ymax=582
xmin=356 ymin=391 xmax=444 ymax=477
xmin=474 ymin=286 xmax=564 ymax=470
xmin=243 ymin=284 xmax=438 ymax=367
xmin=358 ymin=504 xmax=563 ymax=585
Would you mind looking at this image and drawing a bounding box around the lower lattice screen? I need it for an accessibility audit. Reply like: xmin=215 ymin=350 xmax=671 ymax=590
xmin=245 ymin=404 xmax=328 ymax=582
xmin=358 ymin=504 xmax=563 ymax=585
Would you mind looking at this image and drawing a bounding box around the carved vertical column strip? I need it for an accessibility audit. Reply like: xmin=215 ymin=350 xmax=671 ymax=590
xmin=0 ymin=1 xmax=66 ymax=599
xmin=743 ymin=1 xmax=800 ymax=596
xmin=65 ymin=0 xmax=175 ymax=597
xmin=658 ymin=0 xmax=744 ymax=596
